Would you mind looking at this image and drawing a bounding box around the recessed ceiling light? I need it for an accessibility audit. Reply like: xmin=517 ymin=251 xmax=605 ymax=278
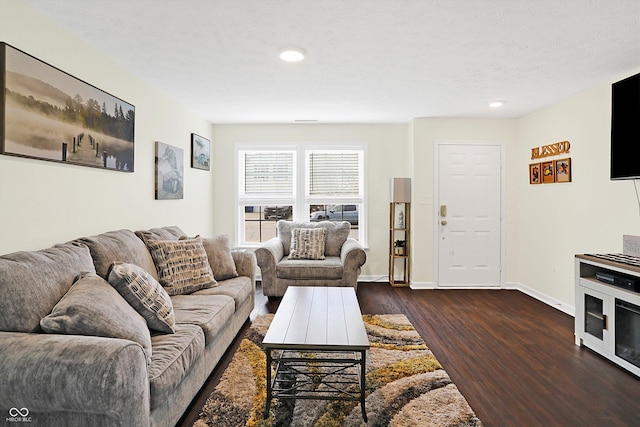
xmin=489 ymin=100 xmax=505 ymax=108
xmin=279 ymin=47 xmax=306 ymax=63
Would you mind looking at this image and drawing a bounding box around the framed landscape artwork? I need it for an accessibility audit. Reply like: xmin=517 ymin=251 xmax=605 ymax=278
xmin=155 ymin=142 xmax=184 ymax=200
xmin=191 ymin=133 xmax=210 ymax=170
xmin=0 ymin=43 xmax=135 ymax=171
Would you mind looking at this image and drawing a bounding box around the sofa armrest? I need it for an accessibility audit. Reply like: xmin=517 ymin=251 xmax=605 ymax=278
xmin=232 ymin=250 xmax=257 ymax=286
xmin=341 ymin=238 xmax=367 ymax=284
xmin=255 ymin=237 xmax=285 ymax=295
xmin=0 ymin=332 xmax=149 ymax=425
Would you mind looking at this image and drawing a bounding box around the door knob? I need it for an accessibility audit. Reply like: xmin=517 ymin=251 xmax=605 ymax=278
xmin=441 ymin=220 xmax=448 ymax=225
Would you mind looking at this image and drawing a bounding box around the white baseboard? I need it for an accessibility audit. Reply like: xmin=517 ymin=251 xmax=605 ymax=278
xmin=358 ymin=277 xmax=575 ymax=317
xmin=505 ymin=281 xmax=575 ymax=316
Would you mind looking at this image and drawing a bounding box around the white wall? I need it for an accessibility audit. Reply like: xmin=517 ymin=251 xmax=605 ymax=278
xmin=210 ymin=124 xmax=409 ymax=279
xmin=515 ymin=79 xmax=640 ymax=310
xmin=0 ymin=0 xmax=215 ymax=253
xmin=409 ymin=118 xmax=518 ymax=286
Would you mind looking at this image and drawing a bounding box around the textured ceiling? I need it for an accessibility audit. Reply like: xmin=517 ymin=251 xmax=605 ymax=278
xmin=22 ymin=0 xmax=640 ymax=124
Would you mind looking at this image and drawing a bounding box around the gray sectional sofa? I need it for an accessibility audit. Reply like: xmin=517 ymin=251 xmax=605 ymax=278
xmin=0 ymin=226 xmax=256 ymax=427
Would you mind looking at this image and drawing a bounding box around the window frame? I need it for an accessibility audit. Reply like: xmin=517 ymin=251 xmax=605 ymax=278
xmin=236 ymin=142 xmax=367 ymax=248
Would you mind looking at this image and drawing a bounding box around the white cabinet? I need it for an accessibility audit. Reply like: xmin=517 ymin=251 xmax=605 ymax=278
xmin=575 ymin=255 xmax=640 ymax=377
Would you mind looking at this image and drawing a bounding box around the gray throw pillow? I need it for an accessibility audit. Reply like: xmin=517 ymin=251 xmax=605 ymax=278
xmin=40 ymin=272 xmax=152 ymax=364
xmin=107 ymin=262 xmax=176 ymax=333
xmin=201 ymin=235 xmax=239 ymax=281
xmin=146 ymin=237 xmax=217 ymax=295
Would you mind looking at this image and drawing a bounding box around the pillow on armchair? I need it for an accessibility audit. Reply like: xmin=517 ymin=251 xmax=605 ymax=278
xmin=288 ymin=228 xmax=326 ymax=260
xmin=277 ymin=220 xmax=350 ymax=257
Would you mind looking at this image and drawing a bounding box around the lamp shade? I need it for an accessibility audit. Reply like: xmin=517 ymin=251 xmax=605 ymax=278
xmin=390 ymin=178 xmax=411 ymax=203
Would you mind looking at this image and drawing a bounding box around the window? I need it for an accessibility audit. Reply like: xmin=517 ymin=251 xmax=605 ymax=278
xmin=237 ymin=144 xmax=366 ymax=246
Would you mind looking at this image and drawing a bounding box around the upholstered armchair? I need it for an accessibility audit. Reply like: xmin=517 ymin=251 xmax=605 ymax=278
xmin=255 ymin=220 xmax=366 ymax=297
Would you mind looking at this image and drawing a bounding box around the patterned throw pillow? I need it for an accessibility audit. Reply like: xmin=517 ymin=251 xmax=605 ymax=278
xmin=41 ymin=272 xmax=153 ymax=364
xmin=146 ymin=237 xmax=217 ymax=295
xmin=288 ymin=228 xmax=326 ymax=260
xmin=107 ymin=262 xmax=176 ymax=333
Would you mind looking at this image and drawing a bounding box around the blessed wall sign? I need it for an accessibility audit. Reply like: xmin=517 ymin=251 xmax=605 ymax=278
xmin=529 ymin=140 xmax=572 ymax=184
xmin=531 ymin=140 xmax=571 ymax=159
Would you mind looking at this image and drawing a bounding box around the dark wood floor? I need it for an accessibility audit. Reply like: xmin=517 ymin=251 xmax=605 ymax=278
xmin=178 ymin=283 xmax=640 ymax=426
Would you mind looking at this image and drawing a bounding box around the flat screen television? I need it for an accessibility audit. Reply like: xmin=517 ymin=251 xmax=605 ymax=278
xmin=611 ymin=71 xmax=640 ymax=180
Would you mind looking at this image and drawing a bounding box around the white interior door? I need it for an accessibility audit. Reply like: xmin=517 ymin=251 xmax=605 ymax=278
xmin=436 ymin=142 xmax=503 ymax=287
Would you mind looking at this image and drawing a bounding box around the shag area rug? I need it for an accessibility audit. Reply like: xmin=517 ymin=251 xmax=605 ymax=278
xmin=195 ymin=314 xmax=482 ymax=427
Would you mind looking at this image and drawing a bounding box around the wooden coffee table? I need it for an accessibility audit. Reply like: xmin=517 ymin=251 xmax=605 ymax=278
xmin=262 ymin=286 xmax=370 ymax=421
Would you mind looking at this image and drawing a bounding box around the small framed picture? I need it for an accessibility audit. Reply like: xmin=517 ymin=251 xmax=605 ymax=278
xmin=155 ymin=141 xmax=184 ymax=200
xmin=555 ymin=158 xmax=571 ymax=183
xmin=191 ymin=133 xmax=210 ymax=171
xmin=529 ymin=163 xmax=541 ymax=184
xmin=541 ymin=161 xmax=555 ymax=183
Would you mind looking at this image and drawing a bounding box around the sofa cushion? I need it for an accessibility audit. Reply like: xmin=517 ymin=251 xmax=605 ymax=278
xmin=289 ymin=228 xmax=326 ymax=260
xmin=276 ymin=256 xmax=344 ymax=280
xmin=135 ymin=226 xmax=187 ymax=246
xmin=78 ymin=229 xmax=159 ymax=281
xmin=148 ymin=323 xmax=205 ymax=410
xmin=277 ymin=220 xmax=350 ymax=257
xmin=171 ymin=294 xmax=235 ymax=344
xmin=107 ymin=262 xmax=176 ymax=333
xmin=0 ymin=242 xmax=96 ymax=332
xmin=146 ymin=238 xmax=217 ymax=296
xmin=192 ymin=276 xmax=253 ymax=311
xmin=40 ymin=272 xmax=152 ymax=364
xmin=201 ymin=235 xmax=239 ymax=281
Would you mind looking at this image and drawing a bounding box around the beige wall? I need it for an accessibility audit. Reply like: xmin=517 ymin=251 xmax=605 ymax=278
xmin=409 ymin=118 xmax=519 ymax=286
xmin=515 ymin=78 xmax=640 ymax=310
xmin=211 ymin=124 xmax=410 ymax=279
xmin=2 ymin=1 xmax=639 ymax=313
xmin=0 ymin=1 xmax=215 ymax=253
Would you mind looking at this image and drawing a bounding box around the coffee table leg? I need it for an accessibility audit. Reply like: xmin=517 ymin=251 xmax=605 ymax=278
xmin=360 ymin=350 xmax=367 ymax=422
xmin=264 ymin=348 xmax=272 ymax=419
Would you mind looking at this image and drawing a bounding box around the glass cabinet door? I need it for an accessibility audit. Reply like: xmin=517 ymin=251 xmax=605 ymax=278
xmin=585 ymin=293 xmax=605 ymax=340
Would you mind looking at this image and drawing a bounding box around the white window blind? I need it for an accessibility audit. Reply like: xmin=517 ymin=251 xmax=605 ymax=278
xmin=243 ymin=151 xmax=294 ymax=196
xmin=307 ymin=151 xmax=360 ymax=196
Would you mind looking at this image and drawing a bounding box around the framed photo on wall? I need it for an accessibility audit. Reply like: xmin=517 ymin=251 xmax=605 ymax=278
xmin=191 ymin=133 xmax=210 ymax=170
xmin=541 ymin=161 xmax=555 ymax=183
xmin=529 ymin=163 xmax=541 ymax=184
xmin=555 ymin=158 xmax=571 ymax=182
xmin=155 ymin=141 xmax=184 ymax=200
xmin=1 ymin=42 xmax=135 ymax=171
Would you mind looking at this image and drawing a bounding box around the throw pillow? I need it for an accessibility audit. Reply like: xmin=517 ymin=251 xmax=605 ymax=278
xmin=40 ymin=272 xmax=152 ymax=364
xmin=107 ymin=262 xmax=176 ymax=333
xmin=201 ymin=235 xmax=239 ymax=281
xmin=288 ymin=228 xmax=326 ymax=260
xmin=146 ymin=237 xmax=217 ymax=295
